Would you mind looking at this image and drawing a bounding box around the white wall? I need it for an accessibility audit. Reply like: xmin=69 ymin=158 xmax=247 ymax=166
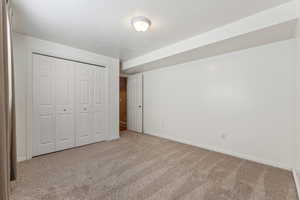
xmin=143 ymin=39 xmax=295 ymax=170
xmin=294 ymin=0 xmax=300 ymax=192
xmin=13 ymin=33 xmax=119 ymax=161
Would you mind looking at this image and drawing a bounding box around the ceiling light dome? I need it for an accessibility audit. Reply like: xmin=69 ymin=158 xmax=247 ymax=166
xmin=131 ymin=16 xmax=151 ymax=32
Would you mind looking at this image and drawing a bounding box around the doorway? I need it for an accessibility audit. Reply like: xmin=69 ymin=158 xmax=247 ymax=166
xmin=120 ymin=77 xmax=127 ymax=131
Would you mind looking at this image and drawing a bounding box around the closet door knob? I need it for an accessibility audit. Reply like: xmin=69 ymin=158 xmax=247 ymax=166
xmin=64 ymin=109 xmax=67 ymax=111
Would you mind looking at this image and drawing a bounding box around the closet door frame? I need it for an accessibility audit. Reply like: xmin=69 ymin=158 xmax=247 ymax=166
xmin=29 ymin=50 xmax=109 ymax=159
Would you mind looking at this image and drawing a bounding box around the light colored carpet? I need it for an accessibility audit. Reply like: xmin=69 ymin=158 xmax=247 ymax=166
xmin=11 ymin=131 xmax=298 ymax=200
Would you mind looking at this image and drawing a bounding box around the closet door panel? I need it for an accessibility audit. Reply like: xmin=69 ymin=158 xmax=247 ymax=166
xmin=93 ymin=68 xmax=107 ymax=142
xmin=54 ymin=59 xmax=75 ymax=151
xmin=75 ymin=63 xmax=93 ymax=146
xmin=33 ymin=55 xmax=56 ymax=156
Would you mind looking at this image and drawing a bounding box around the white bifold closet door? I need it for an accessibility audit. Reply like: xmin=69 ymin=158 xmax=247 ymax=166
xmin=54 ymin=59 xmax=75 ymax=151
xmin=127 ymin=73 xmax=143 ymax=133
xmin=75 ymin=63 xmax=107 ymax=146
xmin=75 ymin=64 xmax=93 ymax=146
xmin=33 ymin=55 xmax=75 ymax=156
xmin=33 ymin=54 xmax=107 ymax=156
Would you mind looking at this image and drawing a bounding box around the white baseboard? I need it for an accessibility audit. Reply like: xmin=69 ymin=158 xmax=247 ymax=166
xmin=108 ymin=136 xmax=120 ymax=141
xmin=293 ymin=169 xmax=300 ymax=199
xmin=145 ymin=131 xmax=291 ymax=170
xmin=17 ymin=156 xmax=27 ymax=162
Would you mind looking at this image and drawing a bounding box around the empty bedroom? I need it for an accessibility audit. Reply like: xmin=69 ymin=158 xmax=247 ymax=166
xmin=1 ymin=0 xmax=300 ymax=199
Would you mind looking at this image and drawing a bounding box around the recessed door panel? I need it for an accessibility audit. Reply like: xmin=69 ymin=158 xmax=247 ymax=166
xmin=39 ymin=115 xmax=54 ymax=144
xmin=80 ymin=80 xmax=89 ymax=104
xmin=78 ymin=113 xmax=89 ymax=136
xmin=39 ymin=77 xmax=52 ymax=105
xmin=95 ymin=112 xmax=104 ymax=132
xmin=55 ymin=114 xmax=74 ymax=150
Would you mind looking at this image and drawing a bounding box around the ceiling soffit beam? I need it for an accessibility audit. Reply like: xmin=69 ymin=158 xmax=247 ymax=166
xmin=123 ymin=1 xmax=298 ymax=71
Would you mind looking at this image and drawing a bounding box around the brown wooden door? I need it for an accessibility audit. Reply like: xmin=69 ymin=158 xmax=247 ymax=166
xmin=120 ymin=77 xmax=127 ymax=131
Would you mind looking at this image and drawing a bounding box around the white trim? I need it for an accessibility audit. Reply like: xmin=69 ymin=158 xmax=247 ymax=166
xmin=145 ymin=131 xmax=291 ymax=170
xmin=110 ymin=59 xmax=120 ymax=140
xmin=26 ymin=50 xmax=33 ymax=160
xmin=293 ymin=169 xmax=300 ymax=199
xmin=109 ymin=136 xmax=120 ymax=141
xmin=17 ymin=156 xmax=27 ymax=162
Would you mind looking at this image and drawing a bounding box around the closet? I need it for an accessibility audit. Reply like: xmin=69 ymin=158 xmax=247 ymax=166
xmin=32 ymin=54 xmax=108 ymax=156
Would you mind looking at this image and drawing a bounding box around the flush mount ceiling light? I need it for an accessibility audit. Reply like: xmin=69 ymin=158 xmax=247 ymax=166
xmin=131 ymin=16 xmax=151 ymax=32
